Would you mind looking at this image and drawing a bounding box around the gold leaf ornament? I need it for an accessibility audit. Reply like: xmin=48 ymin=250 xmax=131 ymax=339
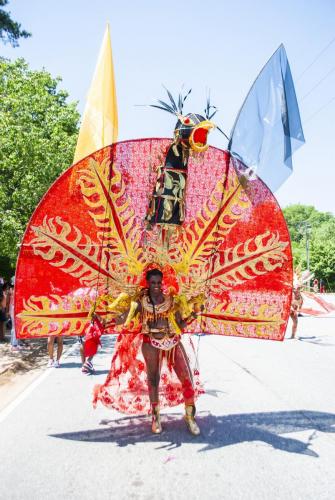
xmin=77 ymin=158 xmax=144 ymax=275
xmin=18 ymin=294 xmax=92 ymax=337
xmin=30 ymin=216 xmax=104 ymax=287
xmin=207 ymin=230 xmax=288 ymax=290
xmin=174 ymin=173 xmax=250 ymax=274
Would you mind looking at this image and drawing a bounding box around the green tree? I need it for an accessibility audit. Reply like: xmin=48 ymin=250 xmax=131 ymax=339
xmin=0 ymin=0 xmax=31 ymax=47
xmin=0 ymin=58 xmax=79 ymax=271
xmin=290 ymin=241 xmax=306 ymax=269
xmin=283 ymin=204 xmax=335 ymax=291
xmin=283 ymin=204 xmax=333 ymax=243
xmin=310 ymin=220 xmax=335 ymax=291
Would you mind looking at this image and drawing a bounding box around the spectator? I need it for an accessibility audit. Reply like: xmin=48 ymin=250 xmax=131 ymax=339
xmin=0 ymin=285 xmax=6 ymax=342
xmin=290 ymin=285 xmax=303 ymax=339
xmin=0 ymin=280 xmax=11 ymax=341
xmin=79 ymin=337 xmax=95 ymax=374
xmin=320 ymin=278 xmax=325 ymax=293
xmin=8 ymin=277 xmax=23 ymax=352
xmin=47 ymin=336 xmax=63 ymax=367
xmin=313 ymin=278 xmax=319 ymax=293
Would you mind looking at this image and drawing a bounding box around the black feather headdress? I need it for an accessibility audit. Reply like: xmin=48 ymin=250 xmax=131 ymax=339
xmin=148 ymin=86 xmax=192 ymax=117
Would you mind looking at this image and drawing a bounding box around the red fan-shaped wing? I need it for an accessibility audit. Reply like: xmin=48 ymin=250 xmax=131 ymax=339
xmin=15 ymin=139 xmax=292 ymax=341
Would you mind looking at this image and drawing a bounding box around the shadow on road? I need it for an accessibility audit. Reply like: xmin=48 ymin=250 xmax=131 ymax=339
xmin=60 ymin=362 xmax=82 ymax=369
xmin=59 ymin=359 xmax=110 ymax=375
xmin=50 ymin=410 xmax=335 ymax=456
xmin=297 ymin=335 xmax=335 ymax=347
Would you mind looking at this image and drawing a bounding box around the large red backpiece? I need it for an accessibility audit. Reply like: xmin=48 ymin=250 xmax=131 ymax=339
xmin=15 ymin=139 xmax=292 ymax=341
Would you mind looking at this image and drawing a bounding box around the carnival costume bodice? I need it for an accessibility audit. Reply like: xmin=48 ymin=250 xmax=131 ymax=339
xmin=291 ymin=289 xmax=303 ymax=311
xmin=140 ymin=292 xmax=183 ymax=352
xmin=141 ymin=293 xmax=174 ymax=334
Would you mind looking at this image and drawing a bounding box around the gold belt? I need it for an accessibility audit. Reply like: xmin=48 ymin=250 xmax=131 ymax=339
xmin=144 ymin=330 xmax=179 ymax=351
xmin=150 ymin=336 xmax=179 ymax=351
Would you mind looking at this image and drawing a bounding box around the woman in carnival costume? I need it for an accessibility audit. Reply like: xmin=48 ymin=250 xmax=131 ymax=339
xmin=15 ymin=46 xmax=302 ymax=437
xmin=93 ymin=267 xmax=203 ymax=435
xmin=90 ymin=92 xmax=217 ymax=434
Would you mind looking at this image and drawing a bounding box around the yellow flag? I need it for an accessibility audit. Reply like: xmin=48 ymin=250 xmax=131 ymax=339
xmin=73 ymin=24 xmax=118 ymax=163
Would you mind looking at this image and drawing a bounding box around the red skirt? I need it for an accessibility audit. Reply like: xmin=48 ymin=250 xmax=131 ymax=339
xmin=93 ymin=331 xmax=203 ymax=415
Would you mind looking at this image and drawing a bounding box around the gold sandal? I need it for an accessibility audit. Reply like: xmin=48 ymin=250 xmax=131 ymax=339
xmin=184 ymin=404 xmax=200 ymax=436
xmin=151 ymin=404 xmax=162 ymax=434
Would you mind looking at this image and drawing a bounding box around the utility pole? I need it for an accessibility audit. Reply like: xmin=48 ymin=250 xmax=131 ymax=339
xmin=305 ymin=224 xmax=310 ymax=272
xmin=298 ymin=221 xmax=312 ymax=289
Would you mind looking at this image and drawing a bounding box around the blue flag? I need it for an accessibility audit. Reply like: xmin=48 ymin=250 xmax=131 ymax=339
xmin=228 ymin=44 xmax=305 ymax=192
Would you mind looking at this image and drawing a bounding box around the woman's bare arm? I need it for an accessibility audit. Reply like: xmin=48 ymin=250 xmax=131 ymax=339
xmin=175 ymin=310 xmax=197 ymax=330
xmin=93 ymin=301 xmax=141 ymax=326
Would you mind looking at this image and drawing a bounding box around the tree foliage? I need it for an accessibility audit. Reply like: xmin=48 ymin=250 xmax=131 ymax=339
xmin=0 ymin=0 xmax=31 ymax=47
xmin=283 ymin=204 xmax=333 ymax=243
xmin=0 ymin=58 xmax=80 ymax=271
xmin=310 ymin=220 xmax=335 ymax=291
xmin=283 ymin=204 xmax=335 ymax=290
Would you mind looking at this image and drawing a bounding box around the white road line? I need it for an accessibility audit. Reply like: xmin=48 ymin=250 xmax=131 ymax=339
xmin=0 ymin=342 xmax=79 ymax=424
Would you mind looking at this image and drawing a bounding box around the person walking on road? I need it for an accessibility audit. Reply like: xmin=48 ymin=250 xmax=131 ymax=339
xmin=47 ymin=336 xmax=63 ymax=367
xmin=290 ymin=285 xmax=303 ymax=339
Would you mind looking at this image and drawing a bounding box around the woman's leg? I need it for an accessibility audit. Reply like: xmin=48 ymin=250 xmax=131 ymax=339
xmin=141 ymin=342 xmax=162 ymax=433
xmin=56 ymin=337 xmax=63 ymax=361
xmin=79 ymin=341 xmax=85 ymax=364
xmin=291 ymin=312 xmax=298 ymax=338
xmin=0 ymin=318 xmax=5 ymax=342
xmin=173 ymin=343 xmax=195 ymax=405
xmin=47 ymin=336 xmax=55 ymax=360
xmin=141 ymin=342 xmax=161 ymax=404
xmin=173 ymin=342 xmax=200 ymax=435
xmin=10 ymin=324 xmax=18 ymax=348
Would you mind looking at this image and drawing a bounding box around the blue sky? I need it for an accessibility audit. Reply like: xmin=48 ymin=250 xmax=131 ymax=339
xmin=2 ymin=0 xmax=335 ymax=214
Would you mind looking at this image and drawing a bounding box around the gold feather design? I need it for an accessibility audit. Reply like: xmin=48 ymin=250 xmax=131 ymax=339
xmin=18 ymin=295 xmax=92 ymax=337
xmin=77 ymin=157 xmax=144 ymax=275
xmin=30 ymin=216 xmax=120 ymax=289
xmin=174 ymin=172 xmax=250 ymax=274
xmin=207 ymin=231 xmax=288 ymax=291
